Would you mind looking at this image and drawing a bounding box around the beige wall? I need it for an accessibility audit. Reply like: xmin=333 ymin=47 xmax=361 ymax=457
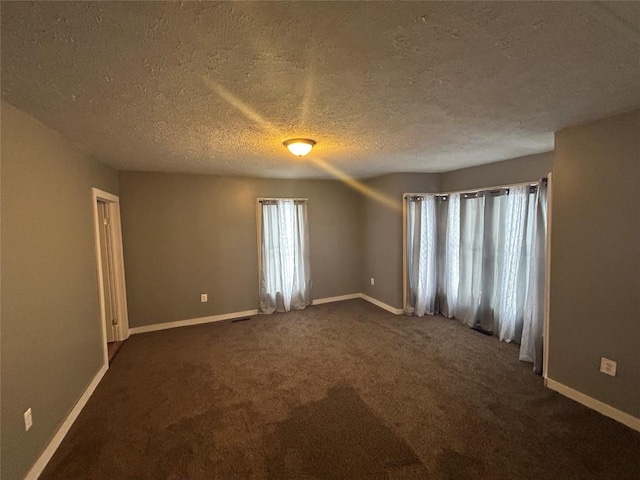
xmin=442 ymin=152 xmax=553 ymax=192
xmin=361 ymin=173 xmax=441 ymax=309
xmin=118 ymin=172 xmax=362 ymax=327
xmin=1 ymin=101 xmax=119 ymax=480
xmin=549 ymin=109 xmax=640 ymax=418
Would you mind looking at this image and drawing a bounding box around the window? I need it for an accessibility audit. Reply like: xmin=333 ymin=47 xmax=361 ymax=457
xmin=404 ymin=179 xmax=548 ymax=372
xmin=258 ymin=199 xmax=311 ymax=314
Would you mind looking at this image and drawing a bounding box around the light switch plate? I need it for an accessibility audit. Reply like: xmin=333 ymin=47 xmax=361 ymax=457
xmin=24 ymin=408 xmax=33 ymax=431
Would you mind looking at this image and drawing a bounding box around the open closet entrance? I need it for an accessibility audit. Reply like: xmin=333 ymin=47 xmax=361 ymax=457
xmin=92 ymin=188 xmax=130 ymax=365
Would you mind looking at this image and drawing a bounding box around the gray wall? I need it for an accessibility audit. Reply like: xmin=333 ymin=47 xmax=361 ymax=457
xmin=549 ymin=109 xmax=640 ymax=418
xmin=359 ymin=155 xmax=554 ymax=310
xmin=7 ymin=95 xmax=633 ymax=480
xmin=1 ymin=101 xmax=119 ymax=480
xmin=442 ymin=152 xmax=553 ymax=192
xmin=118 ymin=172 xmax=362 ymax=327
xmin=361 ymin=173 xmax=441 ymax=309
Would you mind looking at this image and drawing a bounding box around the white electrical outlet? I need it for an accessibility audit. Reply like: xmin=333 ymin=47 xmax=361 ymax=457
xmin=600 ymin=357 xmax=617 ymax=377
xmin=24 ymin=408 xmax=33 ymax=431
xmin=200 ymin=293 xmax=208 ymax=303
xmin=370 ymin=277 xmax=375 ymax=286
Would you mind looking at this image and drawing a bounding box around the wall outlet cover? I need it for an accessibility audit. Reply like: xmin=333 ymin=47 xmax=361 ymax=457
xmin=600 ymin=357 xmax=617 ymax=377
xmin=200 ymin=293 xmax=208 ymax=303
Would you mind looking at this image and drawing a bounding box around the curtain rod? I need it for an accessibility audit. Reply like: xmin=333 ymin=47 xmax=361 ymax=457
xmin=404 ymin=177 xmax=547 ymax=199
xmin=257 ymin=197 xmax=308 ymax=203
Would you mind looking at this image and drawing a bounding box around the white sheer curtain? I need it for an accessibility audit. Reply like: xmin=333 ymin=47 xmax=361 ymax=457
xmin=405 ymin=195 xmax=438 ymax=316
xmin=457 ymin=195 xmax=488 ymax=326
xmin=259 ymin=199 xmax=311 ymax=314
xmin=439 ymin=186 xmax=535 ymax=339
xmin=519 ymin=181 xmax=548 ymax=373
xmin=407 ymin=180 xmax=548 ymax=371
xmin=439 ymin=194 xmax=460 ymax=318
xmin=495 ymin=185 xmax=533 ymax=342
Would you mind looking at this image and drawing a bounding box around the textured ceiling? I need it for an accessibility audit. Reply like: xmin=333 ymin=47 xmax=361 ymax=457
xmin=1 ymin=1 xmax=639 ymax=179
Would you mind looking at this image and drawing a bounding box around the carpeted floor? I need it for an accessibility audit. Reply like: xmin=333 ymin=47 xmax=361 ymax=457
xmin=41 ymin=299 xmax=640 ymax=479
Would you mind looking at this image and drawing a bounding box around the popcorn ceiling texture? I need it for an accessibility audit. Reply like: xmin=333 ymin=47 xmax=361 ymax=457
xmin=1 ymin=1 xmax=639 ymax=179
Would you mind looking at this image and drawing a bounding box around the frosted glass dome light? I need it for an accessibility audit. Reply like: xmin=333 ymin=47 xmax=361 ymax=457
xmin=283 ymin=138 xmax=316 ymax=157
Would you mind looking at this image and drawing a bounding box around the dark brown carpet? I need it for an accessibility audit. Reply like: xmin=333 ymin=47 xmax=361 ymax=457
xmin=41 ymin=299 xmax=640 ymax=479
xmin=107 ymin=341 xmax=125 ymax=364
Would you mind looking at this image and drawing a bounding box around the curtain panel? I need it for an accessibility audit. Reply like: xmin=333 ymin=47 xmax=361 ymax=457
xmin=405 ymin=180 xmax=548 ymax=372
xmin=405 ymin=196 xmax=438 ymax=316
xmin=519 ymin=183 xmax=548 ymax=373
xmin=259 ymin=199 xmax=312 ymax=314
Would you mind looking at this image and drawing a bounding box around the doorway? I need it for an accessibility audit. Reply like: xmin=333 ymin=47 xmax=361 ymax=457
xmin=92 ymin=188 xmax=130 ymax=365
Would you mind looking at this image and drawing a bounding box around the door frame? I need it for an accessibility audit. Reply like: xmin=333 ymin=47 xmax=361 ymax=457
xmin=91 ymin=188 xmax=130 ymax=365
xmin=542 ymin=172 xmax=553 ymax=381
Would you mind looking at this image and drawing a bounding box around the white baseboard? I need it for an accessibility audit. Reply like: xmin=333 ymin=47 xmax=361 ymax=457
xmin=545 ymin=378 xmax=640 ymax=432
xmin=130 ymin=293 xmax=400 ymax=334
xmin=23 ymin=291 xmax=501 ymax=480
xmin=312 ymin=293 xmax=361 ymax=305
xmin=359 ymin=293 xmax=404 ymax=315
xmin=129 ymin=309 xmax=259 ymax=334
xmin=25 ymin=363 xmax=108 ymax=480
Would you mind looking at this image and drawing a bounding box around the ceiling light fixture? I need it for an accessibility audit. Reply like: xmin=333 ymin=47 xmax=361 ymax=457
xmin=283 ymin=138 xmax=316 ymax=157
